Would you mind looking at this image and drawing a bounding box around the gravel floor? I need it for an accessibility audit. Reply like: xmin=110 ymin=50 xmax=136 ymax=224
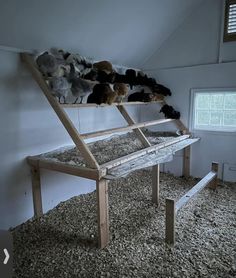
xmin=41 ymin=131 xmax=177 ymax=167
xmin=12 ymin=170 xmax=236 ymax=278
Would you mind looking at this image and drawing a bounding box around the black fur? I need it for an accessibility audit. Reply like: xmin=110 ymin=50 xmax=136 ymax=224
xmin=128 ymin=89 xmax=152 ymax=102
xmin=160 ymin=104 xmax=180 ymax=119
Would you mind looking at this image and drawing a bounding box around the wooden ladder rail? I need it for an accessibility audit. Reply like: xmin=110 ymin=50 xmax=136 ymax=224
xmin=20 ymin=53 xmax=99 ymax=169
xmin=117 ymin=105 xmax=160 ymax=205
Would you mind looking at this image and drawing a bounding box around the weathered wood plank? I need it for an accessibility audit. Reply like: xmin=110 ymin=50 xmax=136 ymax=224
xmin=81 ymin=119 xmax=174 ymax=139
xmin=165 ymin=199 xmax=175 ymax=245
xmin=104 ymin=138 xmax=199 ymax=179
xmin=175 ymin=171 xmax=216 ymax=212
xmin=183 ymin=146 xmax=191 ymax=177
xmin=30 ymin=165 xmax=43 ymax=218
xmin=96 ymin=179 xmax=109 ymax=248
xmin=61 ymin=101 xmax=164 ymax=108
xmin=101 ymin=135 xmax=191 ymax=170
xmin=21 ymin=53 xmax=99 ymax=169
xmin=209 ymin=162 xmax=219 ymax=189
xmin=152 ymin=164 xmax=160 ymax=205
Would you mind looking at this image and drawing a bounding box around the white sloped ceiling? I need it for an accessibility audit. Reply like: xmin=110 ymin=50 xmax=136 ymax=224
xmin=0 ymin=0 xmax=201 ymax=67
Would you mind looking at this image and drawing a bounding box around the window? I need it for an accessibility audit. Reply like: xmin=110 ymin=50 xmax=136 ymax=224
xmin=192 ymin=89 xmax=236 ymax=132
xmin=224 ymin=0 xmax=236 ymax=42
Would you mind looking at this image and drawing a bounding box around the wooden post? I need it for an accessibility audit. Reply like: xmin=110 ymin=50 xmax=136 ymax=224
xmin=152 ymin=164 xmax=160 ymax=205
xmin=183 ymin=146 xmax=191 ymax=177
xmin=96 ymin=179 xmax=109 ymax=248
xmin=30 ymin=165 xmax=43 ymax=217
xmin=165 ymin=199 xmax=175 ymax=245
xmin=209 ymin=162 xmax=219 ymax=189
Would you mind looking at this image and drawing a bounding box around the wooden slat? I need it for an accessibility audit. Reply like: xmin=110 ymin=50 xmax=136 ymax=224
xmin=61 ymin=101 xmax=164 ymax=108
xmin=21 ymin=53 xmax=99 ymax=169
xmin=165 ymin=199 xmax=175 ymax=245
xmin=183 ymin=146 xmax=191 ymax=177
xmin=30 ymin=165 xmax=43 ymax=218
xmin=81 ymin=119 xmax=174 ymax=139
xmin=105 ymin=138 xmax=199 ymax=179
xmin=27 ymin=156 xmax=101 ymax=180
xmin=209 ymin=162 xmax=219 ymax=189
xmin=96 ymin=179 xmax=109 ymax=248
xmin=152 ymin=164 xmax=160 ymax=205
xmin=101 ymin=135 xmax=190 ymax=170
xmin=175 ymin=171 xmax=216 ymax=212
xmin=117 ymin=105 xmax=151 ymax=147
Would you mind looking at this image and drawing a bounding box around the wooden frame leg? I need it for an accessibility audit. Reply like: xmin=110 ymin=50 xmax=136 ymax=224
xmin=30 ymin=165 xmax=43 ymax=217
xmin=152 ymin=164 xmax=160 ymax=205
xmin=96 ymin=179 xmax=109 ymax=248
xmin=183 ymin=146 xmax=191 ymax=177
xmin=165 ymin=199 xmax=175 ymax=245
xmin=209 ymin=162 xmax=219 ymax=189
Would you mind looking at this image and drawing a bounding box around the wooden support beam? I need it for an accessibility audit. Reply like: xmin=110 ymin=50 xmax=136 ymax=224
xmin=81 ymin=118 xmax=174 ymax=139
xmin=165 ymin=199 xmax=175 ymax=245
xmin=209 ymin=162 xmax=219 ymax=190
xmin=117 ymin=105 xmax=151 ymax=147
xmin=101 ymin=135 xmax=190 ymax=170
xmin=96 ymin=179 xmax=109 ymax=248
xmin=183 ymin=146 xmax=191 ymax=177
xmin=152 ymin=164 xmax=160 ymax=205
xmin=175 ymin=171 xmax=216 ymax=212
xmin=30 ymin=165 xmax=43 ymax=218
xmin=27 ymin=156 xmax=102 ymax=180
xmin=21 ymin=53 xmax=99 ymax=169
xmin=61 ymin=101 xmax=164 ymax=108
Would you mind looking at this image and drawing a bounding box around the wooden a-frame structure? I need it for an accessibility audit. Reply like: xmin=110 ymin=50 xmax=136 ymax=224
xmin=21 ymin=53 xmax=199 ymax=248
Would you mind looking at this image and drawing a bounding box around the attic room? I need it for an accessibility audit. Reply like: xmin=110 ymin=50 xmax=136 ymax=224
xmin=0 ymin=0 xmax=235 ymax=277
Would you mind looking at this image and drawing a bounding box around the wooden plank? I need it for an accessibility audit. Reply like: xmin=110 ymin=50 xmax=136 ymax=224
xmin=117 ymin=105 xmax=151 ymax=147
xmin=101 ymin=135 xmax=190 ymax=170
xmin=96 ymin=179 xmax=109 ymax=248
xmin=152 ymin=164 xmax=160 ymax=205
xmin=165 ymin=199 xmax=175 ymax=245
xmin=105 ymin=138 xmax=199 ymax=179
xmin=27 ymin=156 xmax=101 ymax=180
xmin=30 ymin=165 xmax=43 ymax=218
xmin=61 ymin=101 xmax=164 ymax=108
xmin=21 ymin=53 xmax=99 ymax=169
xmin=209 ymin=162 xmax=219 ymax=189
xmin=175 ymin=171 xmax=216 ymax=212
xmin=183 ymin=146 xmax=191 ymax=177
xmin=81 ymin=118 xmax=174 ymax=139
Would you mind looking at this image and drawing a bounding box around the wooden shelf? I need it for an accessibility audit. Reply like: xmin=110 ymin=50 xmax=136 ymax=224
xmin=61 ymin=101 xmax=164 ymax=108
xmin=81 ymin=118 xmax=174 ymax=139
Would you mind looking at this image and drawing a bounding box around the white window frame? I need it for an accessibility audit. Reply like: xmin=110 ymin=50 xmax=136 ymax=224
xmin=190 ymin=88 xmax=236 ymax=134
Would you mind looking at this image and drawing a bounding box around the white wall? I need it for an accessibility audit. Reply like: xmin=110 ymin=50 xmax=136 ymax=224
xmin=142 ymin=0 xmax=236 ymax=181
xmin=0 ymin=0 xmax=199 ymax=68
xmin=0 ymin=49 xmax=139 ymax=229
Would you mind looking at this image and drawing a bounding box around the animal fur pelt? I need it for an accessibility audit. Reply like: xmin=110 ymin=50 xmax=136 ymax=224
xmin=93 ymin=61 xmax=113 ymax=73
xmin=87 ymin=84 xmax=117 ymax=105
xmin=160 ymin=104 xmax=180 ymax=119
xmin=36 ymin=52 xmax=59 ymax=77
xmin=113 ymin=83 xmax=129 ymax=102
xmin=68 ymin=64 xmax=94 ymax=103
xmin=49 ymin=77 xmax=71 ymax=103
xmin=128 ymin=89 xmax=153 ymax=102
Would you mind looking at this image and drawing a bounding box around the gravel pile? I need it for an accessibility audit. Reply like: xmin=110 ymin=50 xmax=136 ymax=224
xmin=12 ymin=170 xmax=236 ymax=278
xmin=41 ymin=131 xmax=177 ymax=167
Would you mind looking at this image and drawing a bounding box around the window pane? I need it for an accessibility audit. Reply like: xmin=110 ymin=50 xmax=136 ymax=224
xmin=210 ymin=94 xmax=224 ymax=110
xmin=223 ymin=111 xmax=236 ymax=126
xmin=210 ymin=111 xmax=222 ymax=126
xmin=196 ymin=111 xmax=210 ymax=125
xmin=196 ymin=94 xmax=210 ymax=109
xmin=224 ymin=94 xmax=236 ymax=109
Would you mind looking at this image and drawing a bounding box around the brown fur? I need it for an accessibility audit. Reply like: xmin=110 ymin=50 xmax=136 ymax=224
xmin=93 ymin=61 xmax=113 ymax=73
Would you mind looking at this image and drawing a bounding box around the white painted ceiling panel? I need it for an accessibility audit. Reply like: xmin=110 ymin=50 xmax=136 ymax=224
xmin=0 ymin=0 xmax=200 ymax=67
